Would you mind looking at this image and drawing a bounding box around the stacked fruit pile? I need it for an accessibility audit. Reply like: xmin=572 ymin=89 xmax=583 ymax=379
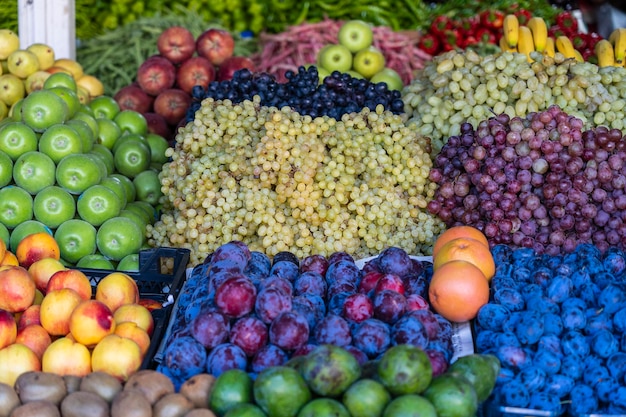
xmin=0 ymin=72 xmax=169 ymax=267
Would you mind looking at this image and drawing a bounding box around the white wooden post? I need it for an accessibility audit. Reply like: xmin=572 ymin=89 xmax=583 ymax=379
xmin=17 ymin=0 xmax=76 ymax=60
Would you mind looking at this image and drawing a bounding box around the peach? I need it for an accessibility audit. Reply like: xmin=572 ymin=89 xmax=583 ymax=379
xmin=46 ymin=269 xmax=92 ymax=300
xmin=113 ymin=303 xmax=154 ymax=336
xmin=138 ymin=298 xmax=163 ymax=312
xmin=15 ymin=232 xmax=61 ymax=269
xmin=69 ymin=300 xmax=116 ymax=347
xmin=33 ymin=289 xmax=44 ymax=305
xmin=17 ymin=304 xmax=40 ymax=329
xmin=0 ymin=343 xmax=41 ymax=386
xmin=42 ymin=336 xmax=91 ymax=377
xmin=0 ymin=265 xmax=36 ymax=313
xmin=0 ymin=250 xmax=18 ymax=266
xmin=28 ymin=257 xmax=66 ymax=293
xmin=40 ymin=288 xmax=83 ymax=336
xmin=16 ymin=324 xmax=52 ymax=359
xmin=114 ymin=321 xmax=150 ymax=357
xmin=95 ymin=272 xmax=139 ymax=313
xmin=92 ymin=334 xmax=142 ymax=381
xmin=0 ymin=309 xmax=17 ymax=349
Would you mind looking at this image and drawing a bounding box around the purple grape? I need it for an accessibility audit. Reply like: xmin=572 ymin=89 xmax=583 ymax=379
xmin=229 ymin=315 xmax=268 ymax=357
xmin=268 ymin=311 xmax=309 ymax=351
xmin=190 ymin=309 xmax=230 ymax=349
xmin=313 ymin=314 xmax=352 ymax=346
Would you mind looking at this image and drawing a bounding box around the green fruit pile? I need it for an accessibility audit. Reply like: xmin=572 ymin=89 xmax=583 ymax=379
xmin=0 ymin=73 xmax=170 ymax=268
xmin=207 ymin=345 xmax=500 ymax=417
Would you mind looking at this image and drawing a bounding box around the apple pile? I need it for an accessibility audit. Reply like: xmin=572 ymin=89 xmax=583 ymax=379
xmin=114 ymin=26 xmax=256 ymax=143
xmin=316 ymin=20 xmax=404 ymax=90
xmin=0 ymin=72 xmax=170 ymax=269
xmin=0 ymin=233 xmax=158 ymax=387
xmin=0 ymin=28 xmax=105 ymax=122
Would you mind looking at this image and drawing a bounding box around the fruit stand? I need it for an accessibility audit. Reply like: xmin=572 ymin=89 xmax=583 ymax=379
xmin=1 ymin=0 xmax=626 ymax=415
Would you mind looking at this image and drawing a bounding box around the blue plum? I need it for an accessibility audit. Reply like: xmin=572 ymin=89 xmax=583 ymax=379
xmin=351 ymin=318 xmax=391 ymax=359
xmin=390 ymin=314 xmax=429 ymax=349
xmin=314 ymin=314 xmax=352 ymax=347
xmin=476 ymin=303 xmax=510 ymax=332
xmin=516 ymin=366 xmax=546 ymax=391
xmin=493 ymin=288 xmax=525 ymax=312
xmin=561 ymin=331 xmax=590 ymax=357
xmin=568 ymin=384 xmax=598 ymax=415
xmin=270 ymin=260 xmax=300 ymax=282
xmin=546 ymin=276 xmax=573 ymax=303
xmin=293 ymin=271 xmax=327 ymax=298
xmin=590 ymin=329 xmax=619 ymax=358
xmin=527 ymin=391 xmax=562 ymax=414
xmin=533 ymin=349 xmax=561 ymax=375
xmin=544 ymin=373 xmax=574 ymax=398
xmin=206 ymin=343 xmax=248 ymax=377
xmin=499 ymin=379 xmax=530 ymax=408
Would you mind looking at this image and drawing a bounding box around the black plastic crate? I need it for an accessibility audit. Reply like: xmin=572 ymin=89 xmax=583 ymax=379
xmin=77 ymin=247 xmax=191 ymax=370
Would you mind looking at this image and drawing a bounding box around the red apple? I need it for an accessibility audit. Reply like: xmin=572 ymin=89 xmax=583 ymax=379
xmin=217 ymin=56 xmax=256 ymax=82
xmin=157 ymin=26 xmax=196 ymax=64
xmin=153 ymin=88 xmax=192 ymax=126
xmin=176 ymin=56 xmax=216 ymax=94
xmin=115 ymin=84 xmax=154 ymax=114
xmin=143 ymin=112 xmax=172 ymax=140
xmin=136 ymin=56 xmax=177 ymax=96
xmin=196 ymin=28 xmax=235 ymax=66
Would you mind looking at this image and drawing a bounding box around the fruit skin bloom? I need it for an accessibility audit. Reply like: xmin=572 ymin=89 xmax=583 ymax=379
xmin=148 ymin=97 xmax=444 ymax=266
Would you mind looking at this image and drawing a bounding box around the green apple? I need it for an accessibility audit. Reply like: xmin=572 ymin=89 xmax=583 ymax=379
xmin=0 ymin=74 xmax=25 ymax=107
xmin=45 ymin=86 xmax=81 ymax=119
xmin=89 ymin=143 xmax=115 ymax=176
xmin=109 ymin=173 xmax=136 ymax=203
xmin=337 ymin=20 xmax=374 ymax=53
xmin=0 ymin=223 xmax=8 ymax=249
xmin=0 ymin=121 xmax=38 ymax=160
xmin=54 ymin=218 xmax=97 ymax=264
xmin=117 ymin=253 xmax=139 ymax=271
xmin=95 ymin=117 xmax=122 ymax=150
xmin=113 ymin=110 xmax=148 ymax=136
xmin=0 ymin=185 xmax=34 ymax=229
xmin=75 ymin=253 xmax=115 ymax=270
xmin=370 ymin=67 xmax=405 ymax=92
xmin=113 ymin=139 xmax=151 ymax=179
xmin=125 ymin=200 xmax=155 ymax=224
xmin=55 ymin=153 xmax=102 ymax=194
xmin=33 ymin=185 xmax=76 ymax=229
xmin=20 ymin=89 xmax=69 ymax=132
xmin=352 ymin=46 xmax=386 ymax=79
xmin=9 ymin=220 xmax=52 ymax=252
xmin=0 ymin=150 xmax=12 ymax=187
xmin=71 ymin=110 xmax=99 ymax=138
xmin=111 ymin=132 xmax=148 ymax=155
xmin=85 ymin=152 xmax=109 ymax=181
xmin=99 ymin=175 xmax=128 ymax=210
xmin=38 ymin=123 xmax=84 ymax=163
xmin=43 ymin=72 xmax=77 ymax=92
xmin=77 ymin=184 xmax=122 ymax=226
xmin=65 ymin=118 xmax=95 ymax=153
xmin=346 ymin=70 xmax=364 ymax=79
xmin=133 ymin=169 xmax=163 ymax=206
xmin=13 ymin=150 xmax=56 ymax=195
xmin=118 ymin=209 xmax=149 ymax=231
xmin=96 ymin=216 xmax=143 ymax=261
xmin=317 ymin=44 xmax=353 ymax=74
xmin=145 ymin=133 xmax=170 ymax=166
xmin=89 ymin=95 xmax=120 ymax=120
xmin=8 ymin=98 xmax=23 ymax=121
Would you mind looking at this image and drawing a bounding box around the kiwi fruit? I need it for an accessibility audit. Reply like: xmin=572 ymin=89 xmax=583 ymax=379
xmin=111 ymin=388 xmax=152 ymax=417
xmin=60 ymin=391 xmax=109 ymax=417
xmin=9 ymin=400 xmax=61 ymax=417
xmin=79 ymin=371 xmax=123 ymax=403
xmin=184 ymin=410 xmax=218 ymax=417
xmin=124 ymin=369 xmax=175 ymax=405
xmin=0 ymin=381 xmax=20 ymax=417
xmin=14 ymin=371 xmax=67 ymax=405
xmin=179 ymin=373 xmax=216 ymax=409
xmin=153 ymin=393 xmax=195 ymax=417
xmin=64 ymin=375 xmax=83 ymax=394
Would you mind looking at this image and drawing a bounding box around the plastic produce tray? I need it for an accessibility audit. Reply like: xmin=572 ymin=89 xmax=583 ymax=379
xmin=78 ymin=247 xmax=191 ymax=370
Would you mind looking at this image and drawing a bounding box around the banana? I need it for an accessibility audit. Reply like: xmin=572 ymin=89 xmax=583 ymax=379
xmin=610 ymin=28 xmax=626 ymax=63
xmin=503 ymin=14 xmax=520 ymax=48
xmin=499 ymin=36 xmax=516 ymax=53
xmin=527 ymin=17 xmax=548 ymax=53
xmin=517 ymin=26 xmax=535 ymax=61
xmin=545 ymin=36 xmax=556 ymax=57
xmin=555 ymin=36 xmax=578 ymax=60
xmin=595 ymin=39 xmax=616 ymax=67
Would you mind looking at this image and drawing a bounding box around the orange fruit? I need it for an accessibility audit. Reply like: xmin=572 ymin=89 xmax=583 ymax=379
xmin=432 ymin=226 xmax=489 ymax=259
xmin=428 ymin=260 xmax=490 ymax=322
xmin=433 ymin=237 xmax=495 ymax=281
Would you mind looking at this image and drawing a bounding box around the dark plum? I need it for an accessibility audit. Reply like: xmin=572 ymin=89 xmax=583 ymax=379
xmin=328 ymin=291 xmax=353 ymax=316
xmin=596 ymin=376 xmax=619 ymax=402
xmin=255 ymin=287 xmax=292 ymax=324
xmin=475 ymin=330 xmax=497 ymax=353
xmin=606 ymin=352 xmax=626 ymax=380
xmin=269 ymin=311 xmax=310 ymax=351
xmin=300 ymin=254 xmax=329 ymax=276
xmin=603 ymin=248 xmax=626 ymax=276
xmin=390 ymin=314 xmax=428 ymax=349
xmin=583 ymin=365 xmax=610 ymax=388
xmin=358 ymin=271 xmax=383 ymax=294
xmin=374 ymin=273 xmax=405 ymax=295
xmin=561 ymin=306 xmax=587 ymax=331
xmin=533 ymin=349 xmax=561 ymax=375
xmin=270 ymin=260 xmax=300 ymax=282
xmin=514 ymin=311 xmax=544 ymax=345
xmin=190 ymin=309 xmax=231 ymax=349
xmin=526 ymin=295 xmax=559 ymax=315
xmin=561 ymin=297 xmax=587 ymax=311
xmin=272 ymin=250 xmax=299 ymax=266
xmin=250 ymin=344 xmax=289 ymax=374
xmin=351 ymin=318 xmax=391 ymax=359
xmin=206 ymin=342 xmax=248 ymax=377
xmin=344 ymin=345 xmax=369 ymax=366
xmin=215 ymin=274 xmax=257 ymax=318
xmin=405 ymin=294 xmax=430 ymax=312
xmin=342 ymin=292 xmax=373 ymax=323
xmin=496 ymin=332 xmax=521 ymax=348
xmin=407 ymin=309 xmax=441 ymax=340
xmin=377 ymin=247 xmax=413 ymax=277
xmin=426 ymin=337 xmax=454 ymax=362
xmin=433 ymin=314 xmax=453 ymax=342
xmin=258 ymin=275 xmax=293 ymax=297
xmin=559 ymin=355 xmax=584 ymax=380
xmin=586 ymin=310 xmax=614 ymax=334
xmin=327 ymin=281 xmax=358 ymax=299
xmin=185 ymin=296 xmax=216 ymax=324
xmin=425 ymin=349 xmax=448 ymax=377
xmin=327 ymin=251 xmax=355 ymax=265
xmin=246 ymin=251 xmax=272 ymax=275
xmin=229 ymin=315 xmax=268 ymax=357
xmin=292 ymin=295 xmax=324 ymax=329
xmin=614 ymin=307 xmax=626 ymax=333
xmin=313 ymin=314 xmax=352 ymax=346
xmin=373 ymin=290 xmax=406 ymax=324
xmin=294 ymin=271 xmax=327 ymax=298
xmin=292 ymin=343 xmax=318 ymax=357
xmin=537 ymin=334 xmax=562 ymax=356
xmin=162 ymin=335 xmax=207 ymax=381
xmin=325 ymin=259 xmax=361 ymax=286
xmin=401 ymin=273 xmax=428 ymax=297
xmin=210 ymin=241 xmax=251 ymax=267
xmin=542 ymin=313 xmax=563 ymax=336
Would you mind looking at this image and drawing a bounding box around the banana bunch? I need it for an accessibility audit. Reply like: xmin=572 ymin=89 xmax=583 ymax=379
xmin=500 ymin=14 xmax=581 ymax=62
xmin=594 ymin=28 xmax=626 ymax=67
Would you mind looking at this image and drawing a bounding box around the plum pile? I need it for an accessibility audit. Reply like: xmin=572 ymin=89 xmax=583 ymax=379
xmin=157 ymin=241 xmax=456 ymax=388
xmin=186 ymin=66 xmax=405 ymax=123
xmin=427 ymin=105 xmax=626 ymax=255
xmin=475 ymin=243 xmax=626 ymax=414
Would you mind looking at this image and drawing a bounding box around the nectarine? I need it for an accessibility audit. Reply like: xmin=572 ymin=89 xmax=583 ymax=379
xmin=0 ymin=265 xmax=36 ymax=313
xmin=95 ymin=272 xmax=139 ymax=312
xmin=0 ymin=309 xmax=17 ymax=349
xmin=40 ymin=288 xmax=83 ymax=336
xmin=69 ymin=299 xmax=116 ymax=347
xmin=42 ymin=336 xmax=91 ymax=377
xmin=91 ymin=334 xmax=142 ymax=381
xmin=15 ymin=232 xmax=60 ymax=269
xmin=16 ymin=324 xmax=52 ymax=359
xmin=0 ymin=343 xmax=41 ymax=386
xmin=113 ymin=303 xmax=154 ymax=336
xmin=46 ymin=269 xmax=92 ymax=300
xmin=28 ymin=257 xmax=66 ymax=293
